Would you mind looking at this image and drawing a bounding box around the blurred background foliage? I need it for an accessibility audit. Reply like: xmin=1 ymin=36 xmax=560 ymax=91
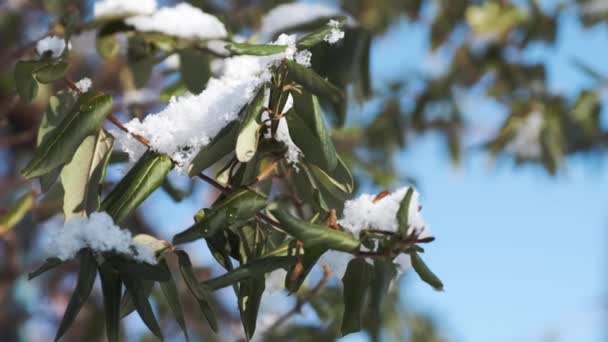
xmin=0 ymin=0 xmax=606 ymax=341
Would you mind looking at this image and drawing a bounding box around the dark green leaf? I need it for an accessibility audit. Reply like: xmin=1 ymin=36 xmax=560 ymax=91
xmin=120 ymin=273 xmax=163 ymax=340
xmin=28 ymin=257 xmax=63 ymax=280
xmin=119 ymin=279 xmax=154 ymax=318
xmin=365 ymin=259 xmax=396 ymax=335
xmin=34 ymin=60 xmax=68 ymax=83
xmin=22 ymin=91 xmax=113 ymax=178
xmin=269 ymin=205 xmax=360 ymax=252
xmin=297 ymin=17 xmax=347 ymax=49
xmin=341 ymin=258 xmax=373 ymax=335
xmin=285 ymin=59 xmax=344 ymax=106
xmin=410 ymin=252 xmax=443 ymax=291
xmin=396 ymin=187 xmax=414 ymax=237
xmin=187 ymin=121 xmax=239 ymax=176
xmin=175 ymin=250 xmax=218 ymax=332
xmin=14 ymin=60 xmax=41 ymax=103
xmin=55 ymin=250 xmax=97 ymax=341
xmin=179 ymin=48 xmax=211 ymax=94
xmin=108 ymin=257 xmax=170 ymax=282
xmin=99 ymin=264 xmax=121 ymax=342
xmin=291 ymin=92 xmax=338 ymax=171
xmin=226 ymin=42 xmax=287 ymax=56
xmin=173 ymin=187 xmax=267 ymax=244
xmin=238 ymin=276 xmax=265 ymax=339
xmin=158 ymin=259 xmax=189 ymax=341
xmin=203 ymin=256 xmax=297 ymax=291
xmin=102 ymin=151 xmax=173 ymax=224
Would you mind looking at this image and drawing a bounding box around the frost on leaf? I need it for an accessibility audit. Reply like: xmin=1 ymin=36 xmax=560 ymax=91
xmin=126 ymin=3 xmax=228 ymax=40
xmin=115 ymin=34 xmax=308 ymax=169
xmin=46 ymin=212 xmax=157 ymax=264
xmin=36 ymin=36 xmax=68 ymax=58
xmin=93 ymin=0 xmax=157 ymax=18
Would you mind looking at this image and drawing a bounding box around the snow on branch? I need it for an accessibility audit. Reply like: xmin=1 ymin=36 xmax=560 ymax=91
xmin=46 ymin=212 xmax=157 ymax=264
xmin=125 ymin=3 xmax=228 ymax=40
xmin=36 ymin=36 xmax=68 ymax=58
xmin=93 ymin=0 xmax=157 ymax=18
xmin=115 ymin=34 xmax=311 ymax=169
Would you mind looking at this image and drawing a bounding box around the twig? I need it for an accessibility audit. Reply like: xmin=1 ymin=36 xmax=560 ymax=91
xmin=267 ymin=265 xmax=331 ymax=331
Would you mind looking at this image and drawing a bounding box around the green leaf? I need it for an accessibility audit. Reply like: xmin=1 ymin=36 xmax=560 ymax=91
xmin=366 ymin=259 xmax=396 ymax=335
xmin=119 ymin=279 xmax=154 ymax=318
xmin=55 ymin=250 xmax=97 ymax=342
xmin=236 ymin=86 xmax=266 ymax=162
xmin=291 ymin=93 xmax=338 ymax=171
xmin=187 ymin=121 xmax=239 ymax=176
xmin=341 ymin=258 xmax=373 ymax=336
xmin=160 ymin=80 xmax=187 ymax=102
xmin=396 ymin=187 xmax=414 ymax=237
xmin=158 ymin=259 xmax=189 ymax=342
xmin=410 ymin=252 xmax=443 ymax=291
xmin=61 ymin=130 xmax=114 ymax=219
xmin=101 ymin=150 xmax=173 ymax=224
xmin=297 ymin=17 xmax=347 ymax=49
xmin=0 ymin=192 xmax=33 ymax=234
xmin=14 ymin=60 xmax=41 ymax=103
xmin=269 ymin=205 xmax=360 ymax=252
xmin=127 ymin=36 xmax=155 ymax=88
xmin=22 ymin=91 xmax=113 ymax=178
xmin=175 ymin=250 xmax=218 ymax=332
xmin=203 ymin=256 xmax=297 ymax=291
xmin=120 ymin=273 xmax=163 ymax=340
xmin=28 ymin=257 xmax=63 ymax=280
xmin=33 ymin=60 xmax=69 ymax=84
xmin=173 ymin=187 xmax=267 ymax=244
xmin=285 ymin=59 xmax=344 ymax=106
xmin=226 ymin=42 xmax=287 ymax=56
xmin=99 ymin=263 xmax=122 ymax=342
xmin=285 ymin=245 xmax=324 ymax=293
xmin=308 ymin=161 xmax=353 ymax=201
xmin=37 ymin=92 xmax=78 ymax=192
xmin=238 ymin=276 xmax=265 ymax=339
xmin=179 ymin=48 xmax=211 ymax=94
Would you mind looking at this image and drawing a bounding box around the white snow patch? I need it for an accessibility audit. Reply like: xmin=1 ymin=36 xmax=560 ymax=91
xmin=93 ymin=0 xmax=157 ymax=18
xmin=74 ymin=78 xmax=92 ymax=92
xmin=505 ymin=111 xmax=544 ymax=159
xmin=126 ymin=3 xmax=227 ymax=40
xmin=36 ymin=36 xmax=68 ymax=58
xmin=260 ymin=3 xmax=353 ymax=41
xmin=46 ymin=212 xmax=157 ymax=264
xmin=324 ymin=19 xmax=345 ymax=44
xmin=116 ymin=34 xmax=307 ymax=168
xmin=339 ymin=186 xmax=428 ymax=237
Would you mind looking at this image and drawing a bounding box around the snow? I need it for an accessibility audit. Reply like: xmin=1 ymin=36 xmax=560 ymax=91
xmin=36 ymin=36 xmax=68 ymax=58
xmin=126 ymin=3 xmax=227 ymax=40
xmin=505 ymin=111 xmax=544 ymax=159
xmin=115 ymin=34 xmax=309 ymax=168
xmin=294 ymin=50 xmax=312 ymax=67
xmin=74 ymin=78 xmax=92 ymax=92
xmin=324 ymin=19 xmax=345 ymax=44
xmin=339 ymin=186 xmax=428 ymax=237
xmin=46 ymin=212 xmax=157 ymax=264
xmin=93 ymin=0 xmax=157 ymax=18
xmin=260 ymin=3 xmax=353 ymax=41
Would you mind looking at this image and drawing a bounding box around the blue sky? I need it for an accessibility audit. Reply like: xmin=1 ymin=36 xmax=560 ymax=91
xmin=357 ymin=5 xmax=607 ymax=342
